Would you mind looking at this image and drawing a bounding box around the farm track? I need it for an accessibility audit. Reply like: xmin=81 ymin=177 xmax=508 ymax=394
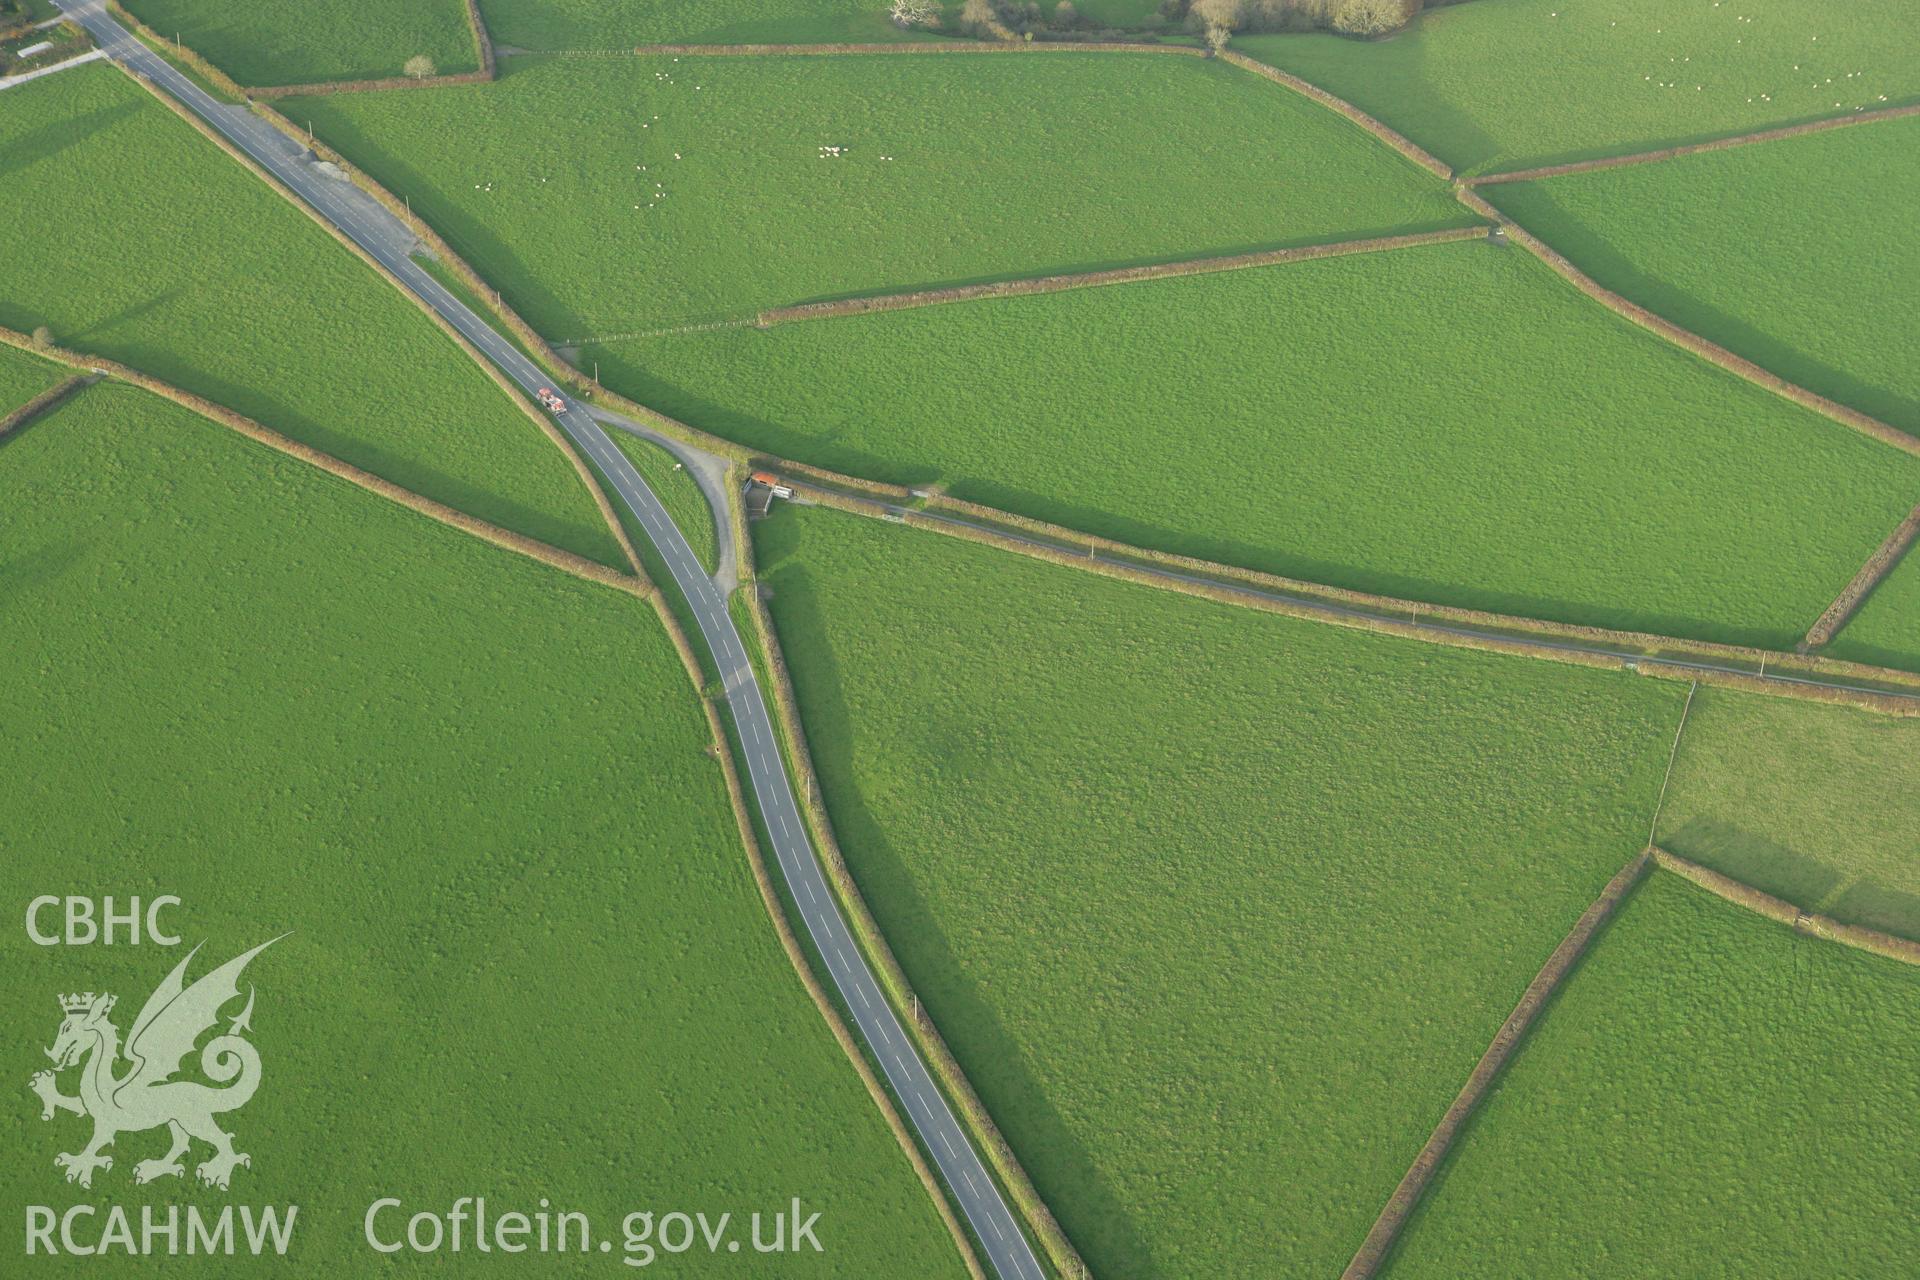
xmin=242 ymin=24 xmax=1918 ymax=674
xmin=786 ymin=489 xmax=1920 ymax=714
xmin=54 ymin=5 xmax=1048 ymax=1278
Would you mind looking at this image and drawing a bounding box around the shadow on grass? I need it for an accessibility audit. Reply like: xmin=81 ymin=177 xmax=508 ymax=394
xmin=601 ymin=346 xmax=1817 ymax=649
xmin=0 ymin=96 xmax=142 ymax=186
xmin=1663 ymin=816 xmax=1920 ymax=941
xmin=763 ymin=549 xmax=1158 ymax=1278
xmin=1486 ymin=185 xmax=1920 ymax=434
xmin=0 ymin=539 xmax=92 ymax=607
xmin=287 ymin=91 xmax=582 ymax=340
xmin=774 ymin=218 xmax=1484 ymax=311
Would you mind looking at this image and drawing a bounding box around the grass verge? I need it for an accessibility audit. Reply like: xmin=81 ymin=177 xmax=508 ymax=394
xmin=752 ymin=500 xmax=1681 ymax=1278
xmin=1237 ymin=0 xmax=1920 ymax=174
xmin=0 ymin=61 xmax=622 ymax=568
xmin=290 ymin=50 xmax=1470 ymax=335
xmin=0 ymin=382 xmax=971 ymax=1278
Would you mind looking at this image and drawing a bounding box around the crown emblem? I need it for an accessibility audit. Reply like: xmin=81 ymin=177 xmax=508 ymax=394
xmin=60 ymin=992 xmax=100 ymax=1014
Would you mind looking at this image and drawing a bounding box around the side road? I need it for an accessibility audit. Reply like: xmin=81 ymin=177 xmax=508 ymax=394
xmin=52 ymin=3 xmax=1045 ymax=1277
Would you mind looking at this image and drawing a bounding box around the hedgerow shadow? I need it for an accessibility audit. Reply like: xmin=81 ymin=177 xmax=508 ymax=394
xmin=762 ymin=545 xmax=1157 ymax=1276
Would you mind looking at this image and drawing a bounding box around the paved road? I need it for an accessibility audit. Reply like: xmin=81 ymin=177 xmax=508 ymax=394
xmin=588 ymin=403 xmax=740 ymax=592
xmin=56 ymin=4 xmax=1047 ymax=1276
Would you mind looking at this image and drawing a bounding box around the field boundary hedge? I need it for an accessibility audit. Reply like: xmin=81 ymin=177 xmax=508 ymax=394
xmin=247 ymin=97 xmax=777 ymax=478
xmin=1455 ymin=185 xmax=1920 ymax=459
xmin=1467 ymin=102 xmax=1920 ymax=186
xmin=696 ymin=679 xmax=990 ymax=1280
xmin=771 ymin=477 xmax=1920 ymax=718
xmin=1340 ymin=849 xmax=1653 ymax=1280
xmin=1217 ymin=49 xmax=1453 ymax=179
xmin=599 ymin=504 xmax=987 ymax=1280
xmin=755 ymin=227 xmax=1487 ymax=325
xmin=734 ymin=510 xmax=1092 ymax=1280
xmin=243 ymin=63 xmax=1920 ymax=713
xmin=1804 ymin=505 xmax=1920 ymax=649
xmin=1650 ymin=847 xmax=1920 ymax=967
xmin=633 ymin=40 xmax=1204 ymax=57
xmin=0 ymin=373 xmax=90 ymax=440
xmin=0 ymin=325 xmax=644 ymax=598
xmin=905 ymin=490 xmax=1920 ymax=695
xmin=106 ymin=0 xmax=248 ymax=100
xmin=116 ymin=66 xmax=642 ymax=576
xmin=126 ymin=0 xmax=499 ymax=98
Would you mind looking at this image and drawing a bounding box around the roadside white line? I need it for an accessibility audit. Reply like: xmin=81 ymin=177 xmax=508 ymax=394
xmin=71 ymin=14 xmax=1047 ymax=1271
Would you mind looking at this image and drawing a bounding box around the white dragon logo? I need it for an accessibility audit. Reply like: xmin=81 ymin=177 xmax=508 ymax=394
xmin=28 ymin=938 xmax=282 ymax=1191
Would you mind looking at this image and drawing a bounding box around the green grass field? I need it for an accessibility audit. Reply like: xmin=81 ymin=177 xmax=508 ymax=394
xmin=755 ymin=501 xmax=1681 ymax=1279
xmin=0 ymin=64 xmax=620 ymax=567
xmin=1486 ymin=114 xmax=1920 ymax=436
xmin=478 ymin=0 xmax=951 ymax=48
xmin=293 ymin=51 xmax=1471 ymax=335
xmin=122 ymin=0 xmax=477 ymax=85
xmin=608 ymin=428 xmax=719 ymax=574
xmin=622 ymin=239 xmax=1920 ymax=645
xmin=1827 ymin=550 xmax=1920 ymax=672
xmin=0 ymin=343 xmax=62 ymax=412
xmin=1383 ymin=871 xmax=1920 ymax=1277
xmin=1239 ymin=0 xmax=1920 ymax=174
xmin=0 ymin=383 xmax=965 ymax=1278
xmin=1656 ymin=688 xmax=1920 ymax=939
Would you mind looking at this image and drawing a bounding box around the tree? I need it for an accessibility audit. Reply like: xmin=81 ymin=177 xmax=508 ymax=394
xmin=403 ymin=54 xmax=436 ymax=79
xmin=960 ymin=0 xmax=1011 ymax=37
xmin=889 ymin=0 xmax=940 ymax=26
xmin=1053 ymin=0 xmax=1079 ymax=26
xmin=30 ymin=326 xmax=53 ymax=349
xmin=1190 ymin=0 xmax=1240 ymax=50
xmin=1331 ymin=0 xmax=1410 ymax=35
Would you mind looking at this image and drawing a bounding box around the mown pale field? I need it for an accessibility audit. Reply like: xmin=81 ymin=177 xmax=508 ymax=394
xmin=1657 ymin=689 xmax=1920 ymax=937
xmin=1240 ymin=0 xmax=1920 ymax=172
xmin=1489 ymin=113 xmax=1920 ymax=436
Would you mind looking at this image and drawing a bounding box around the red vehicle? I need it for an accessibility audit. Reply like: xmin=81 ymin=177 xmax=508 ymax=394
xmin=536 ymin=387 xmax=566 ymax=414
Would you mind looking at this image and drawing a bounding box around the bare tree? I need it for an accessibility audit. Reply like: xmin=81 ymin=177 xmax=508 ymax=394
xmin=403 ymin=54 xmax=437 ymax=79
xmin=30 ymin=325 xmax=53 ymax=349
xmin=1191 ymin=0 xmax=1241 ymax=49
xmin=960 ymin=0 xmax=1012 ymax=37
xmin=889 ymin=0 xmax=941 ymax=27
xmin=1331 ymin=0 xmax=1410 ymax=35
xmin=1053 ymin=0 xmax=1079 ymax=26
